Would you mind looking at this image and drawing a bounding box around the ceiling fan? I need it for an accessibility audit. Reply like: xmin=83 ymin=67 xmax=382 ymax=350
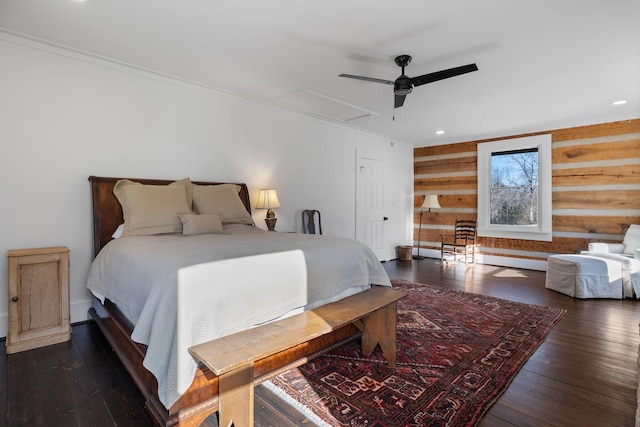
xmin=339 ymin=55 xmax=478 ymax=109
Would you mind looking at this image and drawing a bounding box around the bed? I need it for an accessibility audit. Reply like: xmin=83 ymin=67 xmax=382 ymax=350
xmin=86 ymin=176 xmax=391 ymax=426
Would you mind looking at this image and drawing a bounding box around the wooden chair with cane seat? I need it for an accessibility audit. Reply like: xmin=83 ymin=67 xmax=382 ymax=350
xmin=440 ymin=219 xmax=477 ymax=264
xmin=302 ymin=209 xmax=322 ymax=235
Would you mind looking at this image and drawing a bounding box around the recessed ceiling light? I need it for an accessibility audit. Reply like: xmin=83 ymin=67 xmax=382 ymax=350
xmin=612 ymin=100 xmax=627 ymax=105
xmin=436 ymin=130 xmax=445 ymax=135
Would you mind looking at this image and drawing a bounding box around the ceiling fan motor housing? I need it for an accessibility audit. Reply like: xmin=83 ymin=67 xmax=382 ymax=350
xmin=394 ymin=76 xmax=413 ymax=95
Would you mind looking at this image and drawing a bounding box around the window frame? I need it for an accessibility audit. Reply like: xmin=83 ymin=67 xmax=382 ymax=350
xmin=477 ymin=134 xmax=552 ymax=241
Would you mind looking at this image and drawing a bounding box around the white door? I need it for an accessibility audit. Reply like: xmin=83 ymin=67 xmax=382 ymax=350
xmin=356 ymin=156 xmax=387 ymax=260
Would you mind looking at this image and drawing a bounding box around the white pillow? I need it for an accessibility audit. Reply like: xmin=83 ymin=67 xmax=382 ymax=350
xmin=623 ymin=224 xmax=640 ymax=255
xmin=112 ymin=224 xmax=124 ymax=239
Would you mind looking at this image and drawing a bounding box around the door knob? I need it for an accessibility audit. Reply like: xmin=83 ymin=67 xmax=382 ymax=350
xmin=383 ymin=217 xmax=388 ymax=221
xmin=11 ymin=296 xmax=18 ymax=302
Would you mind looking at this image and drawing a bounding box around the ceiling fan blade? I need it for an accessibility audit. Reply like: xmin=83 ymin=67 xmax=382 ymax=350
xmin=394 ymin=94 xmax=406 ymax=108
xmin=339 ymin=74 xmax=395 ymax=85
xmin=411 ymin=63 xmax=478 ymax=87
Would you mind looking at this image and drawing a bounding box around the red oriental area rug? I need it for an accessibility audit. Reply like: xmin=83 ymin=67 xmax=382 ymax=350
xmin=264 ymin=279 xmax=565 ymax=426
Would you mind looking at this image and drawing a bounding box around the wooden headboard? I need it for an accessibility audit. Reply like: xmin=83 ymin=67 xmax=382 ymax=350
xmin=88 ymin=176 xmax=251 ymax=257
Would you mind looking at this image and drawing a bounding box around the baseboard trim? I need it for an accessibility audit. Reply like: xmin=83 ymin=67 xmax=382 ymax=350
xmin=412 ymin=248 xmax=547 ymax=271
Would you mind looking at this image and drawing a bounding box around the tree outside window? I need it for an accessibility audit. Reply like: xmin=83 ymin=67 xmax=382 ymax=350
xmin=490 ymin=149 xmax=538 ymax=226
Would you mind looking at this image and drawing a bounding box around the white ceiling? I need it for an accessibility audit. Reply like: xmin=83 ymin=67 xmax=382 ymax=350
xmin=1 ymin=0 xmax=639 ymax=146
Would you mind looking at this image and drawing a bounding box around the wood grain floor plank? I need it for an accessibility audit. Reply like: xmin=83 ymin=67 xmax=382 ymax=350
xmin=72 ymin=323 xmax=152 ymax=426
xmin=513 ymin=368 xmax=634 ymax=417
xmin=480 ymin=402 xmax=551 ymax=427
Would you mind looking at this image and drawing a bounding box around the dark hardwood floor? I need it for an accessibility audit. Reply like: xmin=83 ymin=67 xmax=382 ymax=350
xmin=1 ymin=259 xmax=638 ymax=426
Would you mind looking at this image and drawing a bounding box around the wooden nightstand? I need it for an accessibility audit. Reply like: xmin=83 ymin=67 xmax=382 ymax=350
xmin=6 ymin=246 xmax=71 ymax=354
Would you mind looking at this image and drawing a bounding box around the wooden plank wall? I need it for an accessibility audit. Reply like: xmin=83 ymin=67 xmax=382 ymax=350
xmin=414 ymin=118 xmax=640 ymax=266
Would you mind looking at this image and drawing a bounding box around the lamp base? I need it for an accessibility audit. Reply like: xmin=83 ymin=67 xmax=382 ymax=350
xmin=265 ymin=217 xmax=277 ymax=231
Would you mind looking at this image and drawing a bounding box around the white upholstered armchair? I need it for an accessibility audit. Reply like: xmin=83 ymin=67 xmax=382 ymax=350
xmin=583 ymin=224 xmax=640 ymax=298
xmin=587 ymin=224 xmax=640 ymax=259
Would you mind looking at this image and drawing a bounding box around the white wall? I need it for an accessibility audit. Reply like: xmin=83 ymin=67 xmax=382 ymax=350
xmin=0 ymin=35 xmax=414 ymax=337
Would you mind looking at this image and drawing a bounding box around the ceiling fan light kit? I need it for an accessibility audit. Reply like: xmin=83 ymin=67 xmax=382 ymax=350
xmin=340 ymin=55 xmax=478 ymax=111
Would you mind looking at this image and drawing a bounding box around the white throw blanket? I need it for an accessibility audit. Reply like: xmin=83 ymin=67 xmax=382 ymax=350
xmin=87 ymin=224 xmax=391 ymax=408
xmin=176 ymin=250 xmax=308 ymax=400
xmin=581 ymin=251 xmax=640 ymax=298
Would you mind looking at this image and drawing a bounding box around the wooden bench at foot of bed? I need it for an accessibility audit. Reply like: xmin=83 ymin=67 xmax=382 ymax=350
xmin=89 ymin=297 xmax=365 ymax=426
xmin=189 ymin=286 xmax=406 ymax=427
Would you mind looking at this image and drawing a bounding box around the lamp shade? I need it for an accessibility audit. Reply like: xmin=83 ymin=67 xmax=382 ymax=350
xmin=255 ymin=189 xmax=281 ymax=209
xmin=421 ymin=194 xmax=441 ymax=209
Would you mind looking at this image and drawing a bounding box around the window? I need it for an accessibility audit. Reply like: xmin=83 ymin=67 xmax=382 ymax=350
xmin=490 ymin=148 xmax=538 ymax=226
xmin=477 ymin=134 xmax=552 ymax=241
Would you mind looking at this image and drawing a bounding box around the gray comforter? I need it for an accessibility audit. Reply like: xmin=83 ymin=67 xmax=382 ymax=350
xmin=87 ymin=224 xmax=391 ymax=408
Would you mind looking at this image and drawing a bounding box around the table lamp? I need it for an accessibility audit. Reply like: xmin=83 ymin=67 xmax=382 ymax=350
xmin=255 ymin=189 xmax=281 ymax=231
